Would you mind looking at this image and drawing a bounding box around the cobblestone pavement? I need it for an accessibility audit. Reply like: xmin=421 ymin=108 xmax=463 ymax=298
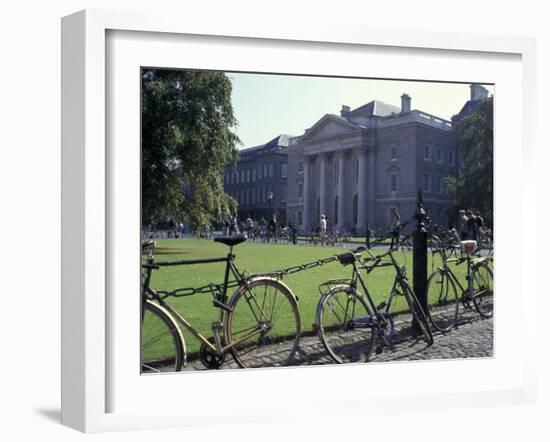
xmin=183 ymin=308 xmax=493 ymax=370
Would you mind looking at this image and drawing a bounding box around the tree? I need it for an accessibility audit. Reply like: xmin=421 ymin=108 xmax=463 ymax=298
xmin=445 ymin=97 xmax=493 ymax=227
xmin=141 ymin=69 xmax=240 ymax=230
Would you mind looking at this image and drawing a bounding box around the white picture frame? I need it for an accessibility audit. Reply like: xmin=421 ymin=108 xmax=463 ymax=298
xmin=61 ymin=9 xmax=537 ymax=433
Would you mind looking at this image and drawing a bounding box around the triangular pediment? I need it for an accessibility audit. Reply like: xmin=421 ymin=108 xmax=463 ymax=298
xmin=300 ymin=114 xmax=360 ymax=141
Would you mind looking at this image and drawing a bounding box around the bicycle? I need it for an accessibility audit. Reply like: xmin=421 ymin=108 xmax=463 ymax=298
xmin=315 ymin=223 xmax=434 ymax=364
xmin=140 ymin=235 xmax=301 ymax=373
xmin=425 ymin=239 xmax=493 ymax=333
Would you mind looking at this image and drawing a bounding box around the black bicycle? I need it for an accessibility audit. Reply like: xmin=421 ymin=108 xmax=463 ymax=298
xmin=425 ymin=240 xmax=493 ymax=333
xmin=315 ymin=224 xmax=434 ymax=364
xmin=141 ymin=235 xmax=301 ymax=372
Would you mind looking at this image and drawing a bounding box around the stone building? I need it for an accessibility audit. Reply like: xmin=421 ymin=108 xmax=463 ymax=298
xmin=223 ymin=134 xmax=291 ymax=224
xmin=285 ymin=92 xmax=467 ymax=234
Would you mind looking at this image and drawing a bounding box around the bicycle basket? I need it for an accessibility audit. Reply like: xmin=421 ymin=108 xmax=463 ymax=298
xmin=460 ymin=240 xmax=477 ymax=255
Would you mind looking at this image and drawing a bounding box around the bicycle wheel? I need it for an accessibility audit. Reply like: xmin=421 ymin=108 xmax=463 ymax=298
xmin=141 ymin=300 xmax=186 ymax=373
xmin=316 ymin=285 xmax=376 ymax=364
xmin=402 ymin=283 xmax=434 ymax=345
xmin=426 ymin=269 xmax=459 ymax=332
xmin=472 ymin=262 xmax=493 ymax=318
xmin=225 ymin=278 xmax=301 ymax=368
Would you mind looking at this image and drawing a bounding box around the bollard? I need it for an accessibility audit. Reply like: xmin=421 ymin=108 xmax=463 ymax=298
xmin=412 ymin=189 xmax=429 ymax=332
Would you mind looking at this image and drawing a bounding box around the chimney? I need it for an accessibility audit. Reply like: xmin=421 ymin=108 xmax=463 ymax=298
xmin=470 ymin=84 xmax=489 ymax=101
xmin=401 ymin=93 xmax=411 ymax=113
xmin=340 ymin=105 xmax=351 ymax=117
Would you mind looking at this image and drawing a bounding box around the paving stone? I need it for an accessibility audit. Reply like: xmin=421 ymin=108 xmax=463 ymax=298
xmin=183 ymin=307 xmax=492 ymax=371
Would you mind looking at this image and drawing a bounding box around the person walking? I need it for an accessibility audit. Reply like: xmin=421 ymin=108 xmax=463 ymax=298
xmin=268 ymin=215 xmax=277 ymax=242
xmin=465 ymin=210 xmax=478 ymax=242
xmin=245 ymin=214 xmax=254 ymax=239
xmin=456 ymin=209 xmax=468 ymax=240
xmin=319 ymin=214 xmax=327 ymax=243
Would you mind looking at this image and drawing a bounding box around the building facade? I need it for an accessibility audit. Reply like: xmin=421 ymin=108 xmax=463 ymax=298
xmin=223 ymin=134 xmax=290 ymax=224
xmin=285 ymin=93 xmax=464 ymax=234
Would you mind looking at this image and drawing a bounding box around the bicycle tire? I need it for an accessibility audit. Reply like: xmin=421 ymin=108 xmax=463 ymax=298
xmin=472 ymin=261 xmax=494 ymax=318
xmin=225 ymin=278 xmax=301 ymax=368
xmin=426 ymin=269 xmax=459 ymax=332
xmin=141 ymin=300 xmax=186 ymax=373
xmin=316 ymin=285 xmax=376 ymax=364
xmin=402 ymin=283 xmax=434 ymax=345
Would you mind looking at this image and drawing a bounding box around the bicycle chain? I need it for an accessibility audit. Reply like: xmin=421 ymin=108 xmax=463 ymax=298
xmin=155 ymin=255 xmax=340 ymax=299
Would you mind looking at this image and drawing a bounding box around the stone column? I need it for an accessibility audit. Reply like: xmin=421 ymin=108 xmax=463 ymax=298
xmin=337 ymin=154 xmax=345 ymax=230
xmin=302 ymin=157 xmax=310 ymax=231
xmin=319 ymin=155 xmax=327 ymax=220
xmin=357 ymin=150 xmax=368 ymax=231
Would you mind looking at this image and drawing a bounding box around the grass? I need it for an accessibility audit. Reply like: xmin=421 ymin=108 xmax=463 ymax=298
xmin=142 ymin=238 xmax=468 ymax=358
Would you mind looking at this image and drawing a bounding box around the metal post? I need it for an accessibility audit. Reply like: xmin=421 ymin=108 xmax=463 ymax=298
xmin=412 ymin=189 xmax=429 ymax=331
xmin=365 ymin=222 xmax=371 ymax=249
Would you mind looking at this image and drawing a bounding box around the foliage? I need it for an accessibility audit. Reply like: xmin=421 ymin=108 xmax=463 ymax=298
xmin=141 ymin=69 xmax=240 ymax=229
xmin=445 ymin=97 xmax=493 ymax=226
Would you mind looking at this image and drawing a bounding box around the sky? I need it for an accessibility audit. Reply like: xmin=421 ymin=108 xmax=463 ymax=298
xmin=228 ymin=72 xmax=494 ymax=148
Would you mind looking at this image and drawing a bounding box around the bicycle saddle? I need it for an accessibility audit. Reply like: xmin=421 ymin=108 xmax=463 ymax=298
xmin=338 ymin=251 xmax=358 ymax=266
xmin=214 ymin=234 xmax=247 ymax=247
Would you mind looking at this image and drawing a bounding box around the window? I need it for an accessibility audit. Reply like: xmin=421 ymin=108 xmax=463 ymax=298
xmin=280 ymin=186 xmax=287 ymax=203
xmin=298 ymin=182 xmax=303 ymax=198
xmin=298 ymin=212 xmax=302 ymax=225
xmin=240 ymin=170 xmax=245 ymax=183
xmin=391 ymin=175 xmax=398 ymax=192
xmin=424 ymin=173 xmax=430 ymax=192
xmin=262 ymin=186 xmax=266 ymax=202
xmin=448 ymin=151 xmax=454 ymax=165
xmin=236 ymin=171 xmax=239 ymax=184
xmin=281 ymin=163 xmax=288 ymax=178
xmin=436 ymin=147 xmax=443 ymax=163
xmin=298 ymin=161 xmax=303 ymax=173
xmin=246 ymin=169 xmax=250 ymax=183
xmin=390 ymin=145 xmax=398 ymax=161
xmin=252 ymin=168 xmax=256 ymax=181
xmin=353 ymin=157 xmax=359 ymax=184
xmin=251 ymin=188 xmax=255 ymax=204
xmin=269 ymin=163 xmax=273 ymax=178
xmin=258 ymin=165 xmax=262 ymax=179
xmin=424 ymin=144 xmax=431 ymax=161
xmin=263 ymin=164 xmax=268 ymax=178
xmin=436 ymin=176 xmax=442 ymax=193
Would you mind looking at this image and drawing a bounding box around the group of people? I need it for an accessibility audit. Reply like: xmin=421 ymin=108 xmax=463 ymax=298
xmin=455 ymin=209 xmax=486 ymax=244
xmin=222 ymin=214 xmax=297 ymax=243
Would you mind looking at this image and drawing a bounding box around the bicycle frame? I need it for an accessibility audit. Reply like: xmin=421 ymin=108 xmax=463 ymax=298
xmin=141 ymin=246 xmax=270 ymax=356
xmin=433 ymin=248 xmax=481 ymax=297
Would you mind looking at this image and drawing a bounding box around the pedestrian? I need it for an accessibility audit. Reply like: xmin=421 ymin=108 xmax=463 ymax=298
xmin=229 ymin=215 xmax=239 ymax=235
xmin=268 ymin=215 xmax=277 ymax=242
xmin=319 ymin=214 xmax=327 ymax=239
xmin=245 ymin=214 xmax=254 ymax=239
xmin=465 ymin=210 xmax=478 ymax=242
xmin=456 ymin=209 xmax=468 ymax=240
xmin=474 ymin=211 xmax=484 ymax=244
xmin=259 ymin=217 xmax=267 ymax=241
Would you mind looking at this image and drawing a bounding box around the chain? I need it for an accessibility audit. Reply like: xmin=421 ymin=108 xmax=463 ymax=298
xmin=154 ymin=254 xmax=340 ymax=299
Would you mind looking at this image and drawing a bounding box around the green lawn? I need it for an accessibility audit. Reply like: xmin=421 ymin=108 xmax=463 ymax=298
xmin=143 ymin=238 xmax=467 ymax=357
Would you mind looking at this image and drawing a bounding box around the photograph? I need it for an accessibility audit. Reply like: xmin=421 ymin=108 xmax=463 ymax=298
xmin=140 ymin=69 xmax=494 ymax=373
